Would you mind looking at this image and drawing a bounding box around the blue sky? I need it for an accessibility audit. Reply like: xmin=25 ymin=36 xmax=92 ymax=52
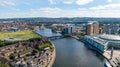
xmin=0 ymin=0 xmax=120 ymax=18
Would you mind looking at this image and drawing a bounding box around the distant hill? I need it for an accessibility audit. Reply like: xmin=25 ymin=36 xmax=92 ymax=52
xmin=0 ymin=17 xmax=120 ymax=24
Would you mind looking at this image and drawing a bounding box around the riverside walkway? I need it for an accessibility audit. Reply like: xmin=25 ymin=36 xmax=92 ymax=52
xmin=103 ymin=50 xmax=120 ymax=67
xmin=47 ymin=41 xmax=56 ymax=67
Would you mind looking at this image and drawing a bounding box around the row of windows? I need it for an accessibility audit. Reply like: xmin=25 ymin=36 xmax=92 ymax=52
xmin=84 ymin=36 xmax=104 ymax=52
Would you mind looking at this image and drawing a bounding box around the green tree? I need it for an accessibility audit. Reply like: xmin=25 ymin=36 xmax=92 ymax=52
xmin=9 ymin=54 xmax=14 ymax=60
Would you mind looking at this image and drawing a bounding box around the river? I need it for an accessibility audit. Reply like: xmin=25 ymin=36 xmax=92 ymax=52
xmin=52 ymin=38 xmax=105 ymax=67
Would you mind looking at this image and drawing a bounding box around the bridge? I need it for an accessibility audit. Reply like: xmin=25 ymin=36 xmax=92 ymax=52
xmin=48 ymin=36 xmax=64 ymax=40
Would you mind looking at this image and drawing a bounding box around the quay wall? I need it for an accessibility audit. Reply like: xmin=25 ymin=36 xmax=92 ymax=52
xmin=47 ymin=41 xmax=56 ymax=67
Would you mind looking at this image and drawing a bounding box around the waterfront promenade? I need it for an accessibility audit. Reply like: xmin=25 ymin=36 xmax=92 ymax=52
xmin=48 ymin=42 xmax=56 ymax=67
xmin=104 ymin=50 xmax=120 ymax=67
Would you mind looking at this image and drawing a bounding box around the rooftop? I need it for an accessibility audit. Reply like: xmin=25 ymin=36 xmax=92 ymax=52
xmin=36 ymin=28 xmax=62 ymax=37
xmin=100 ymin=34 xmax=120 ymax=41
xmin=85 ymin=35 xmax=108 ymax=46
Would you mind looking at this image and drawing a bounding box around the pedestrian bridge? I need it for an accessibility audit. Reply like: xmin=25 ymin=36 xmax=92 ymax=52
xmin=48 ymin=36 xmax=64 ymax=40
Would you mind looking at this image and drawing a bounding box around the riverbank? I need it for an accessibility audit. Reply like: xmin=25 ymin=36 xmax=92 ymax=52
xmin=52 ymin=38 xmax=105 ymax=67
xmin=72 ymin=36 xmax=112 ymax=67
xmin=103 ymin=50 xmax=120 ymax=67
xmin=47 ymin=41 xmax=56 ymax=67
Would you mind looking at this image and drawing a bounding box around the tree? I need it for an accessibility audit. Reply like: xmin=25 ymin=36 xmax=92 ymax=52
xmin=9 ymin=54 xmax=14 ymax=60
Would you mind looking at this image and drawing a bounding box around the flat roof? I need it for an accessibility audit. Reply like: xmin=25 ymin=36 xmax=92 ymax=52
xmin=85 ymin=35 xmax=108 ymax=46
xmin=36 ymin=28 xmax=62 ymax=37
xmin=100 ymin=34 xmax=120 ymax=41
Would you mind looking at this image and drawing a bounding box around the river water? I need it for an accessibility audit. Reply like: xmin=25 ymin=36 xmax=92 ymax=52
xmin=52 ymin=38 xmax=105 ymax=67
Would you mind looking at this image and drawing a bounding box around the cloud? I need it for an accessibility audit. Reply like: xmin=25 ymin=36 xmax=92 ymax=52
xmin=28 ymin=7 xmax=120 ymax=18
xmin=48 ymin=0 xmax=56 ymax=4
xmin=107 ymin=0 xmax=112 ymax=2
xmin=89 ymin=4 xmax=120 ymax=10
xmin=32 ymin=7 xmax=62 ymax=12
xmin=76 ymin=0 xmax=93 ymax=5
xmin=1 ymin=7 xmax=120 ymax=18
xmin=63 ymin=0 xmax=74 ymax=4
xmin=12 ymin=8 xmax=20 ymax=11
xmin=31 ymin=7 xmax=62 ymax=15
xmin=1 ymin=0 xmax=120 ymax=18
xmin=78 ymin=8 xmax=88 ymax=10
xmin=0 ymin=0 xmax=16 ymax=7
xmin=48 ymin=0 xmax=93 ymax=5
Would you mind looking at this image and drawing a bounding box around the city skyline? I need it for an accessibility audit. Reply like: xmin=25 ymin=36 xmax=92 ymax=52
xmin=0 ymin=0 xmax=120 ymax=18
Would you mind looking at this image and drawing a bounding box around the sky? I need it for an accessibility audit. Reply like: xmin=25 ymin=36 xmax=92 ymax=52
xmin=0 ymin=0 xmax=120 ymax=18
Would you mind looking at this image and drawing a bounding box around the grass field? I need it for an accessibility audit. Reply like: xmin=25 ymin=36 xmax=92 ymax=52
xmin=0 ymin=30 xmax=40 ymax=40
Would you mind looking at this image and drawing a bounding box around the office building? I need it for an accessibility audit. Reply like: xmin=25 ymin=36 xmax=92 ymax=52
xmin=63 ymin=26 xmax=76 ymax=34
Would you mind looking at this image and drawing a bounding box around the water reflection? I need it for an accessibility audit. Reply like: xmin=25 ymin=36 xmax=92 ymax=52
xmin=53 ymin=38 xmax=104 ymax=67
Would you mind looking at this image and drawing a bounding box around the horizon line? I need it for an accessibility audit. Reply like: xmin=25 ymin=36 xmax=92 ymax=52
xmin=0 ymin=16 xmax=120 ymax=20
